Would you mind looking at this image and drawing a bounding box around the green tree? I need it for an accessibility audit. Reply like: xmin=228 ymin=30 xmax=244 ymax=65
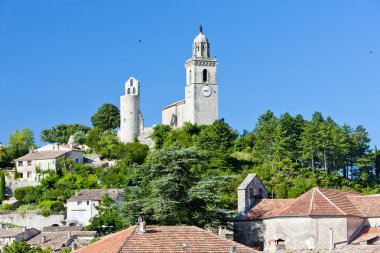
xmin=87 ymin=194 xmax=123 ymax=235
xmin=0 ymin=171 xmax=5 ymax=201
xmin=91 ymin=103 xmax=120 ymax=131
xmin=40 ymin=124 xmax=90 ymax=144
xmin=7 ymin=129 xmax=35 ymax=159
xmin=72 ymin=130 xmax=87 ymax=144
xmin=3 ymin=238 xmax=50 ymax=253
xmin=120 ymin=146 xmax=227 ymax=227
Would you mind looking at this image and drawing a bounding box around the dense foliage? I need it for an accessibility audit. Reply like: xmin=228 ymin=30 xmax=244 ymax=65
xmin=0 ymin=129 xmax=36 ymax=167
xmin=91 ymin=103 xmax=120 ymax=131
xmin=40 ymin=124 xmax=91 ymax=144
xmin=3 ymin=238 xmax=51 ymax=253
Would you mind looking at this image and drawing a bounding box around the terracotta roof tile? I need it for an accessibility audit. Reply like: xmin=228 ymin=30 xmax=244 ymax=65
xmin=348 ymin=194 xmax=380 ymax=217
xmin=243 ymin=199 xmax=295 ymax=219
xmin=352 ymin=227 xmax=380 ymax=244
xmin=74 ymin=225 xmax=137 ymax=253
xmin=74 ymin=225 xmax=257 ymax=253
xmin=245 ymin=187 xmax=369 ymax=218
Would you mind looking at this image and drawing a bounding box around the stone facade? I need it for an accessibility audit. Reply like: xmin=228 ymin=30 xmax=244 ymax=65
xmin=119 ymin=77 xmax=143 ymax=143
xmin=15 ymin=144 xmax=84 ymax=182
xmin=162 ymin=26 xmax=218 ymax=127
xmin=0 ymin=214 xmax=64 ymax=230
xmin=237 ymin=174 xmax=268 ymax=213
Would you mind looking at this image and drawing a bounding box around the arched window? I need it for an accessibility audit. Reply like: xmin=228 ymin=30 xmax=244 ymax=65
xmin=202 ymin=69 xmax=207 ymax=82
xmin=130 ymin=79 xmax=133 ymax=86
xmin=189 ymin=70 xmax=192 ymax=83
xmin=133 ymin=87 xmax=136 ymax=94
xmin=127 ymin=88 xmax=130 ymax=94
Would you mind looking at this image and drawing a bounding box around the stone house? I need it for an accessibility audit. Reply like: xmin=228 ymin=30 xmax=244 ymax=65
xmin=234 ymin=185 xmax=380 ymax=251
xmin=27 ymin=226 xmax=96 ymax=252
xmin=66 ymin=189 xmax=123 ymax=226
xmin=73 ymin=221 xmax=257 ymax=253
xmin=14 ymin=143 xmax=84 ymax=181
xmin=0 ymin=227 xmax=40 ymax=251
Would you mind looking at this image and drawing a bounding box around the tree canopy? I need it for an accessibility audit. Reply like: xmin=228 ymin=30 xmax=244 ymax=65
xmin=91 ymin=103 xmax=120 ymax=131
xmin=40 ymin=124 xmax=90 ymax=144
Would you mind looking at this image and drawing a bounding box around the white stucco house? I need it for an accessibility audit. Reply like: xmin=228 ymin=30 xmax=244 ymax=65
xmin=66 ymin=189 xmax=123 ymax=226
xmin=15 ymin=143 xmax=84 ymax=182
xmin=234 ymin=178 xmax=380 ymax=251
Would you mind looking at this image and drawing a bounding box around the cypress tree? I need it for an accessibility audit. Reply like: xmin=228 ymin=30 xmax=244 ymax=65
xmin=0 ymin=171 xmax=5 ymax=201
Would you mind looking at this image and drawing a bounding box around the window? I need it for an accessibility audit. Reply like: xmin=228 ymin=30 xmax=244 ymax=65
xmin=127 ymin=88 xmax=130 ymax=94
xmin=75 ymin=158 xmax=79 ymax=163
xmin=130 ymin=79 xmax=133 ymax=86
xmin=133 ymin=87 xmax=136 ymax=94
xmin=18 ymin=173 xmax=23 ymax=178
xmin=27 ymin=161 xmax=32 ymax=166
xmin=18 ymin=161 xmax=23 ymax=167
xmin=77 ymin=201 xmax=82 ymax=206
xmin=27 ymin=172 xmax=31 ymax=178
xmin=189 ymin=70 xmax=192 ymax=83
xmin=87 ymin=201 xmax=89 ymax=205
xmin=203 ymin=69 xmax=207 ymax=82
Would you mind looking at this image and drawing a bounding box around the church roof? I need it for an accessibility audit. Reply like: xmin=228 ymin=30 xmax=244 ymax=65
xmin=242 ymin=187 xmax=374 ymax=219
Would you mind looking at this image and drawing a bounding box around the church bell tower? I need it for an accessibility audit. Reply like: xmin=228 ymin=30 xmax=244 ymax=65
xmin=184 ymin=25 xmax=218 ymax=125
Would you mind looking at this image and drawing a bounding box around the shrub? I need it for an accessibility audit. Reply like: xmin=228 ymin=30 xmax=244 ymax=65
xmin=13 ymin=186 xmax=42 ymax=204
xmin=1 ymin=204 xmax=15 ymax=211
xmin=40 ymin=207 xmax=50 ymax=217
xmin=38 ymin=200 xmax=64 ymax=213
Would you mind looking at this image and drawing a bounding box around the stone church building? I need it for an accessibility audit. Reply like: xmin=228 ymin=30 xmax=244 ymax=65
xmin=119 ymin=26 xmax=219 ymax=143
xmin=162 ymin=25 xmax=218 ymax=128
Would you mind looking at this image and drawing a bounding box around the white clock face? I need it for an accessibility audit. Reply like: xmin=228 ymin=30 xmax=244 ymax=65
xmin=201 ymin=86 xmax=212 ymax=97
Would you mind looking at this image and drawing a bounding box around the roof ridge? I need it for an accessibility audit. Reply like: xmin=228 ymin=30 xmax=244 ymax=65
xmin=316 ymin=188 xmax=346 ymax=215
xmin=309 ymin=188 xmax=316 ymax=214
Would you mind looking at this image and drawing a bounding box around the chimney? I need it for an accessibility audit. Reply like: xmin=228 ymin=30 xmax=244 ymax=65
xmin=230 ymin=246 xmax=237 ymax=253
xmin=138 ymin=216 xmax=146 ymax=234
xmin=218 ymin=226 xmax=226 ymax=238
xmin=41 ymin=235 xmax=46 ymax=243
xmin=22 ymin=227 xmax=26 ymax=232
xmin=72 ymin=242 xmax=78 ymax=252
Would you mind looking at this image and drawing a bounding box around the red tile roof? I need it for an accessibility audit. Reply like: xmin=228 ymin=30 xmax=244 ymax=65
xmin=74 ymin=225 xmax=257 ymax=253
xmin=352 ymin=227 xmax=380 ymax=244
xmin=243 ymin=199 xmax=295 ymax=219
xmin=74 ymin=225 xmax=136 ymax=253
xmin=348 ymin=194 xmax=380 ymax=217
xmin=244 ymin=187 xmax=372 ymax=219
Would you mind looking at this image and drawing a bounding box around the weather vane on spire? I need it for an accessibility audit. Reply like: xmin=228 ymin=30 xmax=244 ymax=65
xmin=200 ymin=24 xmax=203 ymax=34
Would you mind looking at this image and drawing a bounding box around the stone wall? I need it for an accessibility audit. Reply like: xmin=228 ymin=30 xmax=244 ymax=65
xmin=233 ymin=220 xmax=264 ymax=248
xmin=0 ymin=214 xmax=64 ymax=230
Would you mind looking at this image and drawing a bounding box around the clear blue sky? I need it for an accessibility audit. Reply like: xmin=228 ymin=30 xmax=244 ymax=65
xmin=1 ymin=1 xmax=379 ymax=147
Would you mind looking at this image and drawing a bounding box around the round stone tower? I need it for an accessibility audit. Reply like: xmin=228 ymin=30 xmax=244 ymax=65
xmin=119 ymin=77 xmax=143 ymax=143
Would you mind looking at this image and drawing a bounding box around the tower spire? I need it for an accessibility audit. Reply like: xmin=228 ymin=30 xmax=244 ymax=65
xmin=199 ymin=24 xmax=203 ymax=34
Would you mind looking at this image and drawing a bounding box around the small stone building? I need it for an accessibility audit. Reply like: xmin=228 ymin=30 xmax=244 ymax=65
xmin=234 ymin=187 xmax=380 ymax=251
xmin=0 ymin=227 xmax=40 ymax=251
xmin=237 ymin=174 xmax=268 ymax=213
xmin=66 ymin=189 xmax=123 ymax=226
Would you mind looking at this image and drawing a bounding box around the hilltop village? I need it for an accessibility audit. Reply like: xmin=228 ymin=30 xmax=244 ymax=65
xmin=0 ymin=27 xmax=379 ymax=253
